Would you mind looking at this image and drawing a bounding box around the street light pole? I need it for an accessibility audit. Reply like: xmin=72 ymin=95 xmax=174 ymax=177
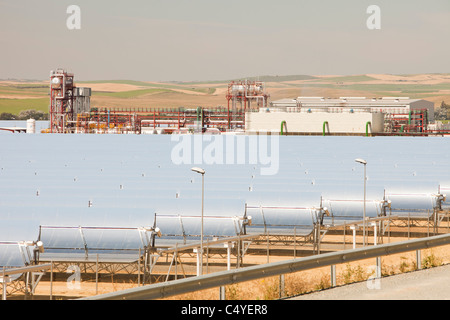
xmin=355 ymin=158 xmax=367 ymax=247
xmin=191 ymin=167 xmax=205 ymax=275
xmin=363 ymin=162 xmax=366 ymax=246
xmin=201 ymin=172 xmax=204 ymax=265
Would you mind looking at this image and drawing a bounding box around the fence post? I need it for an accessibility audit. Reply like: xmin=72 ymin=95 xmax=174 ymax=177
xmin=294 ymin=227 xmax=297 ymax=259
xmin=96 ymin=254 xmax=99 ymax=294
xmin=279 ymin=274 xmax=285 ymax=298
xmin=219 ymin=286 xmax=226 ymax=300
xmin=416 ymin=250 xmax=422 ymax=270
xmin=2 ymin=266 xmax=6 ymax=300
xmin=138 ymin=248 xmax=141 ymax=286
xmin=330 ymin=265 xmax=337 ymax=287
xmin=376 ymin=257 xmax=381 ymax=279
xmin=50 ymin=261 xmax=53 ymax=300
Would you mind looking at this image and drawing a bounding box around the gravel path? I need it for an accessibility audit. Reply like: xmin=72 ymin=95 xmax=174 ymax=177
xmin=291 ymin=264 xmax=450 ymax=300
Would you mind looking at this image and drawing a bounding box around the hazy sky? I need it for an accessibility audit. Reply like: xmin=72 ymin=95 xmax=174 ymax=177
xmin=1 ymin=0 xmax=450 ymax=81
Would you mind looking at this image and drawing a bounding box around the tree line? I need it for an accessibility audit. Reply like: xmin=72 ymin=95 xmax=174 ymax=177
xmin=0 ymin=109 xmax=49 ymax=121
xmin=435 ymin=101 xmax=450 ymax=121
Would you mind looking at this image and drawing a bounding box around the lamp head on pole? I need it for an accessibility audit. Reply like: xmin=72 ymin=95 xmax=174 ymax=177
xmin=355 ymin=158 xmax=367 ymax=165
xmin=191 ymin=167 xmax=205 ymax=175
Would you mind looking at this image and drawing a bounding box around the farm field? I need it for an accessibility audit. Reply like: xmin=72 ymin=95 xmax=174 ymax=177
xmin=1 ymin=73 xmax=450 ymax=115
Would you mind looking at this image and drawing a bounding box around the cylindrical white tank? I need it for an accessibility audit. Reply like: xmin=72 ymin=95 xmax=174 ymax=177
xmin=26 ymin=119 xmax=36 ymax=134
xmin=232 ymin=85 xmax=245 ymax=95
xmin=51 ymin=77 xmax=61 ymax=88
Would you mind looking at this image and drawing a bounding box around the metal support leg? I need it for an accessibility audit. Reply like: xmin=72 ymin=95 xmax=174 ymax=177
xmin=31 ymin=272 xmax=45 ymax=295
xmin=350 ymin=225 xmax=358 ymax=249
xmin=194 ymin=248 xmax=202 ymax=276
xmin=1 ymin=274 xmax=10 ymax=301
xmin=224 ymin=242 xmax=233 ymax=271
xmin=371 ymin=222 xmax=378 ymax=246
xmin=50 ymin=261 xmax=53 ymax=300
xmin=2 ymin=279 xmax=6 ymax=301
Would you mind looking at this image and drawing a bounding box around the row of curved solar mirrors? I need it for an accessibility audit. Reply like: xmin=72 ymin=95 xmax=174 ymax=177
xmin=38 ymin=226 xmax=157 ymax=262
xmin=1 ymin=134 xmax=450 ymax=268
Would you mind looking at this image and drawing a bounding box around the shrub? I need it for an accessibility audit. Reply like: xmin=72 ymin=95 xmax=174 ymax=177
xmin=0 ymin=112 xmax=18 ymax=120
xmin=422 ymin=251 xmax=442 ymax=269
xmin=17 ymin=109 xmax=49 ymax=120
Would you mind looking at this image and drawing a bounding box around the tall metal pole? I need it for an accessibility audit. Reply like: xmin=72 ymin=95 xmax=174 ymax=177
xmin=201 ymin=172 xmax=204 ymax=275
xmin=363 ymin=163 xmax=366 ymax=247
xmin=2 ymin=267 xmax=6 ymax=301
xmin=191 ymin=167 xmax=205 ymax=276
xmin=355 ymin=158 xmax=367 ymax=247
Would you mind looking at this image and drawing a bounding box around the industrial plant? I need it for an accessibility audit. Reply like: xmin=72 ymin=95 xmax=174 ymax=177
xmin=42 ymin=69 xmax=441 ymax=136
xmin=1 ymin=69 xmax=450 ymax=300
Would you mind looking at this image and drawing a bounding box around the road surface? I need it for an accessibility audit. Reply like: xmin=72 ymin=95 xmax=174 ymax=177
xmin=291 ymin=264 xmax=450 ymax=300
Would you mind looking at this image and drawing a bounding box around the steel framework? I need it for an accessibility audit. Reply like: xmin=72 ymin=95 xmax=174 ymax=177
xmin=226 ymin=80 xmax=269 ymax=130
xmin=49 ymin=69 xmax=75 ymax=133
xmin=384 ymin=109 xmax=429 ymax=135
xmin=75 ymin=107 xmax=244 ymax=134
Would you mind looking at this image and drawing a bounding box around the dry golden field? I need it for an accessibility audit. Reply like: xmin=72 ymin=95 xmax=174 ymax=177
xmin=2 ymin=73 xmax=450 ymax=114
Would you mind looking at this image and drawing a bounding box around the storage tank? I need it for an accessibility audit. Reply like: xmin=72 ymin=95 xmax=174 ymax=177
xmin=248 ymin=85 xmax=263 ymax=94
xmin=26 ymin=119 xmax=36 ymax=134
xmin=231 ymin=85 xmax=245 ymax=95
xmin=51 ymin=77 xmax=61 ymax=88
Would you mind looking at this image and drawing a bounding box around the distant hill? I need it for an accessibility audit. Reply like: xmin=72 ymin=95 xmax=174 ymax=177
xmin=234 ymin=75 xmax=318 ymax=82
xmin=175 ymin=75 xmax=318 ymax=85
xmin=2 ymin=73 xmax=450 ymax=114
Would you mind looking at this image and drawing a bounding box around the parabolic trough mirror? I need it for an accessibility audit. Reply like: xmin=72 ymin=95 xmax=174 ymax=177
xmin=1 ymin=134 xmax=450 ymax=268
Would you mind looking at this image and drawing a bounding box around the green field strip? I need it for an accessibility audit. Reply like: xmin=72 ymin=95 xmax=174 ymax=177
xmin=0 ymin=98 xmax=49 ymax=114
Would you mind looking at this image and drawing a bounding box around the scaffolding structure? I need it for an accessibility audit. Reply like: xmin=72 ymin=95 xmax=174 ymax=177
xmin=226 ymin=80 xmax=269 ymax=129
xmin=49 ymin=69 xmax=91 ymax=133
xmin=49 ymin=69 xmax=75 ymax=133
xmin=384 ymin=109 xmax=429 ymax=135
xmin=75 ymin=107 xmax=244 ymax=134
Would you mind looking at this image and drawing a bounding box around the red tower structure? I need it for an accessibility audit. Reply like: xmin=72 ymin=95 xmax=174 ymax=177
xmin=49 ymin=69 xmax=75 ymax=133
xmin=226 ymin=80 xmax=269 ymax=129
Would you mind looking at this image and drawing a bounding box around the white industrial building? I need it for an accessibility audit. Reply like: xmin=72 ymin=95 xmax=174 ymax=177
xmin=245 ymin=97 xmax=434 ymax=135
xmin=271 ymin=97 xmax=434 ymax=120
xmin=246 ymin=110 xmax=384 ymax=135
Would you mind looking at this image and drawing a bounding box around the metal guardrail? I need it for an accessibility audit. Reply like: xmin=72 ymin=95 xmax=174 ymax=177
xmin=79 ymin=233 xmax=450 ymax=300
xmin=1 ymin=263 xmax=53 ymax=277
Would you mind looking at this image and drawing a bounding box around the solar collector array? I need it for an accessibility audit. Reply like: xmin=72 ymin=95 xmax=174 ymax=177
xmin=1 ymin=134 xmax=450 ymax=265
